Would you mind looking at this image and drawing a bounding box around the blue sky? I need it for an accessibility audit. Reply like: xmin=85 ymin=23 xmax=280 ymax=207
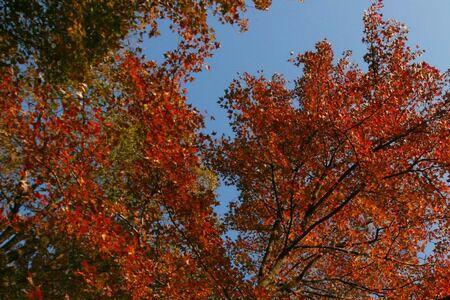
xmin=144 ymin=0 xmax=450 ymax=214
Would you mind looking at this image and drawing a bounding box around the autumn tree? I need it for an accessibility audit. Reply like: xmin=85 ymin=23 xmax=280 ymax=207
xmin=1 ymin=0 xmax=450 ymax=299
xmin=0 ymin=0 xmax=276 ymax=298
xmin=0 ymin=52 xmax=255 ymax=298
xmin=210 ymin=3 xmax=450 ymax=299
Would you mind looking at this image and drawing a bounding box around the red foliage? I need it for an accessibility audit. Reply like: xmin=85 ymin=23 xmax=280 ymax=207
xmin=210 ymin=3 xmax=450 ymax=298
xmin=0 ymin=1 xmax=449 ymax=299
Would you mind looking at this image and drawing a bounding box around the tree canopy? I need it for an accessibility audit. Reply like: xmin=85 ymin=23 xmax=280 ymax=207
xmin=0 ymin=1 xmax=449 ymax=299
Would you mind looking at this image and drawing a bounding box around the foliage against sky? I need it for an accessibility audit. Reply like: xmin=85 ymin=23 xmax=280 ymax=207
xmin=0 ymin=0 xmax=449 ymax=299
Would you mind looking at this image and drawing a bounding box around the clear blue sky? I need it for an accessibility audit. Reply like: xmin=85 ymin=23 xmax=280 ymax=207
xmin=144 ymin=0 xmax=450 ymax=214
